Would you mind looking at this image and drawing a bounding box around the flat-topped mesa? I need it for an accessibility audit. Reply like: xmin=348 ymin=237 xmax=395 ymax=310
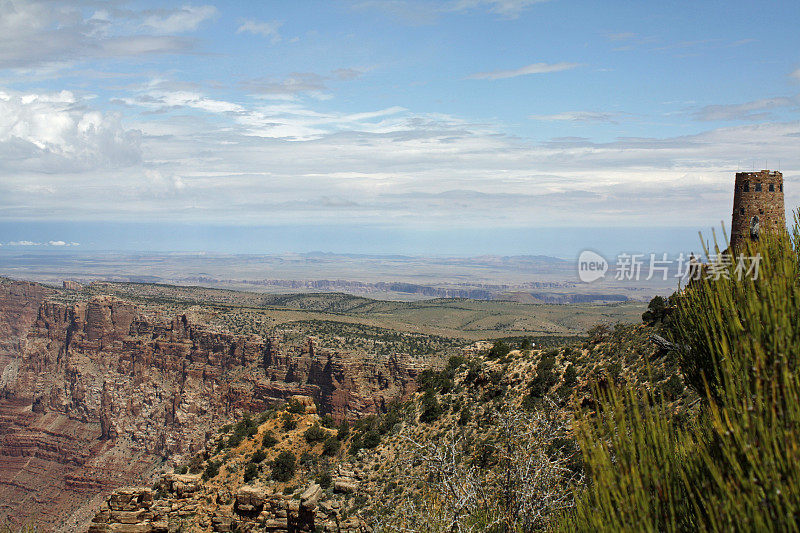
xmin=730 ymin=170 xmax=786 ymax=250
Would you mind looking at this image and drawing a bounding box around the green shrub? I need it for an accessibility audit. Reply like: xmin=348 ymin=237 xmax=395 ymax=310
xmin=225 ymin=414 xmax=259 ymax=448
xmin=348 ymin=434 xmax=362 ymax=455
xmin=271 ymin=451 xmax=296 ymax=482
xmin=286 ymin=400 xmax=306 ymax=414
xmin=337 ymin=420 xmax=350 ymax=441
xmin=418 ymin=389 xmax=442 ymax=423
xmin=251 ymin=448 xmax=266 ymax=463
xmin=487 ymin=340 xmax=511 ymax=359
xmin=317 ymin=470 xmax=332 ymax=489
xmin=320 ymin=414 xmax=336 ymax=428
xmin=457 ymin=406 xmax=472 ymax=426
xmin=660 ymin=374 xmax=685 ymax=401
xmin=243 ymin=462 xmax=259 ymax=483
xmin=362 ymin=430 xmax=380 ymax=449
xmin=322 ymin=436 xmax=340 ymax=456
xmin=529 ymin=355 xmax=557 ymax=399
xmin=562 ymin=363 xmax=578 ymax=387
xmin=378 ymin=406 xmax=401 ymax=434
xmin=642 ymin=295 xmax=669 ymax=325
xmin=304 ymin=423 xmax=327 ymax=443
xmin=481 ymin=385 xmax=505 ymax=402
xmin=447 ymin=354 xmax=467 ymax=370
xmin=201 ymin=460 xmax=220 ymax=481
xmin=261 ymin=431 xmax=278 ymax=448
xmin=464 ymin=361 xmax=483 ymax=384
xmin=417 ymin=368 xmax=454 ymax=394
xmin=282 ymin=413 xmax=297 ymax=431
xmin=300 ymin=450 xmax=317 ymax=466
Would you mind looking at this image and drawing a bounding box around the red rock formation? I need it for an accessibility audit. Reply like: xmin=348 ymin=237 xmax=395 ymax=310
xmin=0 ymin=277 xmax=54 ymax=357
xmin=0 ymin=279 xmax=426 ymax=531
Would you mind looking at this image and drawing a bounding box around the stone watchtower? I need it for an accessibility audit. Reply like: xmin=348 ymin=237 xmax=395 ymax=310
xmin=730 ymin=170 xmax=785 ymax=249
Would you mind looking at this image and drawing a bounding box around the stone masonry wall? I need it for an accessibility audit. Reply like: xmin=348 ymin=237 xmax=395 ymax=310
xmin=730 ymin=170 xmax=786 ymax=249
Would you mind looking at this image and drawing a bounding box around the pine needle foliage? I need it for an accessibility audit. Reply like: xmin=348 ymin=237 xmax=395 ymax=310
xmin=558 ymin=213 xmax=800 ymax=533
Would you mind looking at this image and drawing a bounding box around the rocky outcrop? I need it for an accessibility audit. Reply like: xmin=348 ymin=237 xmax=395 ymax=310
xmin=0 ymin=279 xmax=427 ymax=531
xmin=89 ymin=480 xmax=366 ymax=533
xmin=264 ymin=337 xmax=425 ymax=421
xmin=0 ymin=277 xmax=53 ymax=357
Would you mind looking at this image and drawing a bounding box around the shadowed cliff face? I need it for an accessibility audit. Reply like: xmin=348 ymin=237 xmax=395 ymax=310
xmin=0 ymin=279 xmax=426 ymax=531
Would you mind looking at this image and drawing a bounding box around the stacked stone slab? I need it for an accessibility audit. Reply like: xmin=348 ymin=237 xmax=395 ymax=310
xmin=88 ymin=477 xmax=367 ymax=533
xmin=730 ymin=170 xmax=786 ymax=249
xmin=87 ymin=487 xmax=168 ymax=533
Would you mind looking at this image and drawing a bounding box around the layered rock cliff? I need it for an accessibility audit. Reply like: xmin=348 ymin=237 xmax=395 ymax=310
xmin=0 ymin=279 xmax=428 ymax=531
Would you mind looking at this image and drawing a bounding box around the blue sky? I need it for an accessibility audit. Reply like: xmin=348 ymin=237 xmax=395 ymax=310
xmin=0 ymin=0 xmax=799 ymax=255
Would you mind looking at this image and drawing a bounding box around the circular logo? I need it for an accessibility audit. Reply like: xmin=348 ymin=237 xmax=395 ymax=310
xmin=577 ymin=250 xmax=608 ymax=283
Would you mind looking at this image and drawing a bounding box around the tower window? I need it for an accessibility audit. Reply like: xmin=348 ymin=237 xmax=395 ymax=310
xmin=755 ymin=183 xmax=762 ymax=192
xmin=769 ymin=183 xmax=775 ymax=192
xmin=760 ymin=209 xmax=764 ymax=214
xmin=743 ymin=182 xmax=750 ymax=192
xmin=740 ymin=207 xmax=745 ymax=215
xmin=780 ymin=184 xmax=783 ymax=192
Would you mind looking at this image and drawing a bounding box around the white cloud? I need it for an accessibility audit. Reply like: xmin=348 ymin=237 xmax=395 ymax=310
xmin=350 ymin=0 xmax=546 ymax=23
xmin=1 ymin=81 xmax=799 ymax=230
xmin=469 ymin=62 xmax=581 ymax=80
xmin=791 ymin=69 xmax=800 ymax=82
xmin=237 ymin=19 xmax=282 ymax=43
xmin=0 ymin=88 xmax=141 ymax=172
xmin=241 ymin=69 xmax=363 ymax=98
xmin=449 ymin=0 xmax=548 ymax=18
xmin=142 ymin=5 xmax=217 ymax=33
xmin=531 ymin=111 xmax=618 ymax=123
xmin=694 ymin=96 xmax=799 ymax=122
xmin=4 ymin=240 xmax=78 ymax=246
xmin=0 ymin=1 xmax=203 ymax=70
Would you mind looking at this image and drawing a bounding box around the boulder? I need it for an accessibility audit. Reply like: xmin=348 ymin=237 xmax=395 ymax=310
xmin=166 ymin=473 xmax=201 ymax=497
xmin=288 ymin=395 xmax=317 ymax=414
xmin=333 ymin=479 xmax=357 ymax=494
xmin=300 ymin=483 xmax=322 ymax=510
xmin=107 ymin=525 xmax=155 ymax=533
xmin=262 ymin=517 xmax=289 ymax=531
xmin=107 ymin=488 xmax=153 ymax=511
xmin=235 ymin=485 xmax=267 ymax=514
xmin=211 ymin=515 xmax=238 ymax=532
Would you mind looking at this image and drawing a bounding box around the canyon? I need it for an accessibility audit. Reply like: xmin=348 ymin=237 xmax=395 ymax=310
xmin=0 ymin=278 xmax=427 ymax=531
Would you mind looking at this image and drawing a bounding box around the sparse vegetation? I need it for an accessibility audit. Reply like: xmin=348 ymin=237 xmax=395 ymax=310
xmin=271 ymin=451 xmax=297 ymax=482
